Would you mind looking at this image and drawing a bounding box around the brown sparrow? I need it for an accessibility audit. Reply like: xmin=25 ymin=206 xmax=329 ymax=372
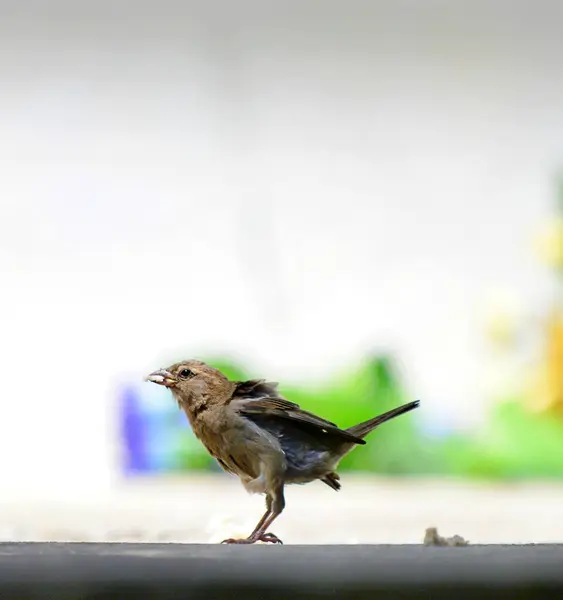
xmin=146 ymin=359 xmax=420 ymax=544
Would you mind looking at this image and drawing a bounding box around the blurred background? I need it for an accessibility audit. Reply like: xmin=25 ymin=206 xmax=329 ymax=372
xmin=1 ymin=0 xmax=563 ymax=544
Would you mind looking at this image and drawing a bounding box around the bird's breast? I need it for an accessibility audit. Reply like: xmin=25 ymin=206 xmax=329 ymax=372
xmin=190 ymin=410 xmax=269 ymax=480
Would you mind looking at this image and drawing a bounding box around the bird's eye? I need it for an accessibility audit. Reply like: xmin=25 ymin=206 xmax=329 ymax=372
xmin=178 ymin=368 xmax=193 ymax=379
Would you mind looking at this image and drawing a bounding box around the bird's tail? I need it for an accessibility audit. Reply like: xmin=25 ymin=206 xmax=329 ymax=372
xmin=346 ymin=400 xmax=420 ymax=439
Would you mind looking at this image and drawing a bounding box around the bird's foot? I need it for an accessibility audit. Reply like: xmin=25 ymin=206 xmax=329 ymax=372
xmin=220 ymin=537 xmax=254 ymax=545
xmin=221 ymin=531 xmax=283 ymax=545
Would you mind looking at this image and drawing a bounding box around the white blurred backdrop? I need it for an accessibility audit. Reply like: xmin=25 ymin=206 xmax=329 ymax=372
xmin=1 ymin=0 xmax=563 ymax=497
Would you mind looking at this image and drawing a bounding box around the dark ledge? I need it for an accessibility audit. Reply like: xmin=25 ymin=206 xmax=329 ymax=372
xmin=0 ymin=543 xmax=562 ymax=600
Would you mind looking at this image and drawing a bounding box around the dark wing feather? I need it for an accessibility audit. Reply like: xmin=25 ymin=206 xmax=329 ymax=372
xmin=233 ymin=379 xmax=281 ymax=398
xmin=231 ymin=379 xmax=366 ymax=446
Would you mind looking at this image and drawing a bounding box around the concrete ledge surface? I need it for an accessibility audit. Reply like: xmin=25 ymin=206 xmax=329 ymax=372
xmin=0 ymin=542 xmax=562 ymax=599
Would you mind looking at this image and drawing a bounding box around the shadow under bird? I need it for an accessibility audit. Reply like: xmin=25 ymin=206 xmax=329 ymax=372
xmin=145 ymin=360 xmax=420 ymax=544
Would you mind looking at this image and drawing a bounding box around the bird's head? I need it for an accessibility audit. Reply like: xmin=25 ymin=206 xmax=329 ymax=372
xmin=145 ymin=360 xmax=234 ymax=417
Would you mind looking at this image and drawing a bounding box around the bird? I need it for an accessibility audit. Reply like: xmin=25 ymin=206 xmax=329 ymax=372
xmin=145 ymin=359 xmax=420 ymax=545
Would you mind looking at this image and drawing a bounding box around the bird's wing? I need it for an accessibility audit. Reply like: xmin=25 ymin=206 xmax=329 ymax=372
xmin=231 ymin=379 xmax=366 ymax=445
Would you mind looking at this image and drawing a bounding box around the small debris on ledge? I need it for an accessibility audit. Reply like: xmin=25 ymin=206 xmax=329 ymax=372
xmin=423 ymin=527 xmax=469 ymax=547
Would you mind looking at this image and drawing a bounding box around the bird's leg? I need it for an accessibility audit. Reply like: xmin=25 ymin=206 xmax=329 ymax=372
xmin=222 ymin=490 xmax=284 ymax=545
xmin=244 ymin=507 xmax=273 ymax=540
xmin=248 ymin=510 xmax=283 ymax=544
xmin=248 ymin=493 xmax=283 ymax=544
xmin=221 ymin=495 xmax=273 ymax=545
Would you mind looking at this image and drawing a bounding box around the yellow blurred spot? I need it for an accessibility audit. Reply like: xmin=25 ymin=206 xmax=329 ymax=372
xmin=534 ymin=217 xmax=563 ymax=269
xmin=483 ymin=291 xmax=520 ymax=350
xmin=526 ymin=310 xmax=563 ymax=414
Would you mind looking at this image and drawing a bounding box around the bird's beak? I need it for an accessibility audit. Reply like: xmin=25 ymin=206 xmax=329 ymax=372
xmin=145 ymin=369 xmax=177 ymax=387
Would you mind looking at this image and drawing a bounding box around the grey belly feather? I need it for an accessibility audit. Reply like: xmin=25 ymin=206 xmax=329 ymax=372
xmin=244 ymin=415 xmax=340 ymax=484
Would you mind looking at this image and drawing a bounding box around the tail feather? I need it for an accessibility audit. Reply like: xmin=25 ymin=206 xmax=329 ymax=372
xmin=346 ymin=400 xmax=420 ymax=439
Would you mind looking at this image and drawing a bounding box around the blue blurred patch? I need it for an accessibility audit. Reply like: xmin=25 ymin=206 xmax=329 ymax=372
xmin=117 ymin=382 xmax=192 ymax=475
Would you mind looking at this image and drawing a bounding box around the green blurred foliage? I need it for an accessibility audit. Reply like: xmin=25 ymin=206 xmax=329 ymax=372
xmin=167 ymin=353 xmax=563 ymax=478
xmin=438 ymin=399 xmax=563 ymax=479
xmin=176 ymin=430 xmax=215 ymax=471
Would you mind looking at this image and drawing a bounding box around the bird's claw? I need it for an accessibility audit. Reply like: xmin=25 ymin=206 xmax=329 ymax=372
xmin=259 ymin=532 xmax=283 ymax=544
xmin=221 ymin=531 xmax=283 ymax=545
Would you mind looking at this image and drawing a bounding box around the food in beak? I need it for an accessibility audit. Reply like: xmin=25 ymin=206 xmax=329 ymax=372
xmin=145 ymin=369 xmax=176 ymax=387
